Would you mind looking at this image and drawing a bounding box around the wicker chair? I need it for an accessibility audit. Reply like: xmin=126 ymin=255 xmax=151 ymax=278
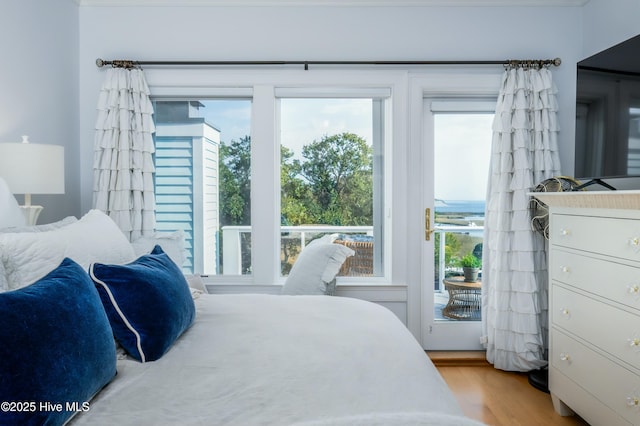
xmin=334 ymin=240 xmax=374 ymax=277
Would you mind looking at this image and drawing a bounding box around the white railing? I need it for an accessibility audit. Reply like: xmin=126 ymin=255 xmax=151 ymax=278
xmin=222 ymin=225 xmax=373 ymax=275
xmin=433 ymin=224 xmax=484 ymax=290
xmin=221 ymin=224 xmax=484 ymax=279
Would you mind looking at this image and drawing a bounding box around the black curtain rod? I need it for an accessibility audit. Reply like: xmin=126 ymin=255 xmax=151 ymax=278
xmin=96 ymin=57 xmax=561 ymax=70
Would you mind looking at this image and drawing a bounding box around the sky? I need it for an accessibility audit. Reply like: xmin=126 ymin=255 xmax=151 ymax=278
xmin=200 ymin=99 xmax=493 ymax=201
xmin=434 ymin=114 xmax=493 ymax=201
xmin=201 ymin=100 xmax=252 ymax=145
xmin=201 ymin=98 xmax=372 ymax=161
xmin=279 ymin=98 xmax=372 ymax=160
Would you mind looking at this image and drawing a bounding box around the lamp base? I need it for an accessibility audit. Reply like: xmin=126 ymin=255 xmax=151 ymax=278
xmin=20 ymin=205 xmax=43 ymax=226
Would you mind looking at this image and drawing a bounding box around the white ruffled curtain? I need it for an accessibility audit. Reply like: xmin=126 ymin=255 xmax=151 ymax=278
xmin=93 ymin=67 xmax=156 ymax=241
xmin=482 ymin=66 xmax=561 ymax=371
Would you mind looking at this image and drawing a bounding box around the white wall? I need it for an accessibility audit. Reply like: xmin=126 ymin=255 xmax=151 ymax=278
xmin=0 ymin=0 xmax=79 ymax=224
xmin=4 ymin=2 xmax=639 ymax=221
xmin=78 ymin=4 xmax=583 ymax=212
xmin=582 ymin=0 xmax=640 ymax=59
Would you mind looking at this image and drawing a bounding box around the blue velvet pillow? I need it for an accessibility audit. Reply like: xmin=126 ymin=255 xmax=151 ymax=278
xmin=0 ymin=258 xmax=117 ymax=426
xmin=89 ymin=245 xmax=196 ymax=362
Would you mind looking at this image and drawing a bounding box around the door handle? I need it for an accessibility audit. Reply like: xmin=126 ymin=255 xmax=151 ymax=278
xmin=425 ymin=208 xmax=435 ymax=241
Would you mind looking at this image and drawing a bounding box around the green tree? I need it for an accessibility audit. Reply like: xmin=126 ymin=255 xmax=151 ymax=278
xmin=219 ymin=133 xmax=374 ymax=228
xmin=296 ymin=132 xmax=373 ymax=225
xmin=219 ymin=136 xmax=251 ymax=226
xmin=280 ymin=145 xmax=313 ymax=225
xmin=434 ymin=232 xmax=461 ymax=275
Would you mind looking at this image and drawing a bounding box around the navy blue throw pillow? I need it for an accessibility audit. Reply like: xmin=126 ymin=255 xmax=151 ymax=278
xmin=89 ymin=245 xmax=196 ymax=362
xmin=0 ymin=258 xmax=117 ymax=426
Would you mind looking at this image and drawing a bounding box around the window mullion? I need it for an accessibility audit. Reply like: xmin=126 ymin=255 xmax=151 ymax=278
xmin=251 ymin=85 xmax=280 ymax=285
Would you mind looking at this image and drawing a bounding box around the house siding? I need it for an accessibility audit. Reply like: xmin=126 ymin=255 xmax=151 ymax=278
xmin=155 ymin=121 xmax=220 ymax=274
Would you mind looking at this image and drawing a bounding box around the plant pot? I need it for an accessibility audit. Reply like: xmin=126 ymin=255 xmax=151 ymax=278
xmin=463 ymin=267 xmax=480 ymax=282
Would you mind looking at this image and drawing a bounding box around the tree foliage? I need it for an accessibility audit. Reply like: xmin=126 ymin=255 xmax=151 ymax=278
xmin=219 ymin=135 xmax=251 ymax=226
xmin=297 ymin=133 xmax=373 ymax=225
xmin=219 ymin=132 xmax=373 ymax=227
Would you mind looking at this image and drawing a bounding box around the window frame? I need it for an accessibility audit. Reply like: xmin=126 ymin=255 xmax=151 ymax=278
xmin=276 ymin=93 xmax=390 ymax=279
xmin=146 ymin=69 xmax=409 ymax=288
xmin=407 ymin=70 xmax=503 ymax=345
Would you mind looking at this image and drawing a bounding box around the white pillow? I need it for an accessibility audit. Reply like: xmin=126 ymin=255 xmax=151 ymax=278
xmin=280 ymin=236 xmax=354 ymax=296
xmin=0 ymin=216 xmax=79 ymax=292
xmin=185 ymin=274 xmax=207 ymax=299
xmin=0 ymin=259 xmax=6 ymax=293
xmin=131 ymin=230 xmax=186 ymax=268
xmin=0 ymin=177 xmax=26 ymax=228
xmin=185 ymin=274 xmax=206 ymax=292
xmin=0 ymin=209 xmax=136 ymax=291
xmin=0 ymin=215 xmax=77 ymax=233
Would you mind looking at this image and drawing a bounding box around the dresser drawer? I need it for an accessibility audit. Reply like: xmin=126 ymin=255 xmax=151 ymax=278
xmin=551 ymin=329 xmax=640 ymax=425
xmin=552 ymin=214 xmax=640 ymax=262
xmin=552 ymin=285 xmax=640 ymax=369
xmin=551 ymin=249 xmax=640 ymax=311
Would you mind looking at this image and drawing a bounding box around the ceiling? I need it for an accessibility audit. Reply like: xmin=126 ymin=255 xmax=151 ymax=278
xmin=75 ymin=0 xmax=590 ymax=6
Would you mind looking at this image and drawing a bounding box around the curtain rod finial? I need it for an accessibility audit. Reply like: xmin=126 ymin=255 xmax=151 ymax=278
xmin=96 ymin=58 xmax=105 ymax=68
xmin=553 ymin=58 xmax=561 ymax=67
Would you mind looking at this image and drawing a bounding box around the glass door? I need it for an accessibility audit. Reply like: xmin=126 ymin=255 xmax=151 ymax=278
xmin=423 ymin=98 xmax=494 ymax=350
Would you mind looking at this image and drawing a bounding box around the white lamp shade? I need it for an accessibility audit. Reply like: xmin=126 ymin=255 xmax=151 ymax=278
xmin=0 ymin=142 xmax=65 ymax=195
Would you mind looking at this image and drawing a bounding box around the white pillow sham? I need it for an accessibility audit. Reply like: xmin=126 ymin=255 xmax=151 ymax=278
xmin=0 ymin=209 xmax=136 ymax=291
xmin=0 ymin=260 xmax=6 ymax=293
xmin=0 ymin=215 xmax=77 ymax=234
xmin=185 ymin=274 xmax=207 ymax=299
xmin=131 ymin=230 xmax=186 ymax=269
xmin=280 ymin=236 xmax=354 ymax=296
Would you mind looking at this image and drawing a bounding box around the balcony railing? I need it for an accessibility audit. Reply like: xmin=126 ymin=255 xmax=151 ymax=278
xmin=222 ymin=225 xmax=373 ymax=275
xmin=433 ymin=224 xmax=484 ymax=291
xmin=221 ymin=224 xmax=483 ymax=279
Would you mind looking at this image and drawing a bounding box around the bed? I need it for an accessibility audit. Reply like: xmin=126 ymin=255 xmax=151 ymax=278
xmin=0 ymin=196 xmax=484 ymax=425
xmin=70 ymin=293 xmax=474 ymax=425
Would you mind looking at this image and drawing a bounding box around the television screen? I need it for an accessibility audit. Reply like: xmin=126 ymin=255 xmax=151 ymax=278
xmin=575 ymin=34 xmax=640 ymax=180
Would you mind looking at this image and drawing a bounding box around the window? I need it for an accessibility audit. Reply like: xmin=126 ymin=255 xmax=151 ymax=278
xmin=149 ymin=75 xmax=397 ymax=286
xmin=153 ymin=99 xmax=252 ymax=275
xmin=430 ymin=100 xmax=493 ymax=323
xmin=279 ymin=97 xmax=386 ymax=277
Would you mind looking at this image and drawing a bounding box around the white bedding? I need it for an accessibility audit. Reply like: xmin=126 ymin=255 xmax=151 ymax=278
xmin=70 ymin=294 xmax=475 ymax=426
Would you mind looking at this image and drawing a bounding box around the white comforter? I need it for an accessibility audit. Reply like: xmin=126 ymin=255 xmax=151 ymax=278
xmin=70 ymin=294 xmax=479 ymax=426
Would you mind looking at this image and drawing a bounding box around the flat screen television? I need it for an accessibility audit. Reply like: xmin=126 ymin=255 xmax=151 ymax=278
xmin=575 ymin=34 xmax=640 ymax=186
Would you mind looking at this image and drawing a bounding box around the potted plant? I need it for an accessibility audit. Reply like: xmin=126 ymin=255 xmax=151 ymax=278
xmin=459 ymin=252 xmax=481 ymax=282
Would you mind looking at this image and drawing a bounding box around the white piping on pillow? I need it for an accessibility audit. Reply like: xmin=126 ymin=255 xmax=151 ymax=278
xmin=89 ymin=264 xmax=147 ymax=363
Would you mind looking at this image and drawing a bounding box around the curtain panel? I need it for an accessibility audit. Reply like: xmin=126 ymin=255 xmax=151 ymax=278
xmin=482 ymin=67 xmax=561 ymax=371
xmin=93 ymin=68 xmax=156 ymax=241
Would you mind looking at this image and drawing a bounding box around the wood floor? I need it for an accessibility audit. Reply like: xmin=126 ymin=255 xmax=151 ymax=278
xmin=430 ymin=352 xmax=590 ymax=426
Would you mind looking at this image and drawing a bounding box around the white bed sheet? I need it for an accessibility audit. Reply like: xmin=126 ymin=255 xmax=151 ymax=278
xmin=70 ymin=294 xmax=473 ymax=426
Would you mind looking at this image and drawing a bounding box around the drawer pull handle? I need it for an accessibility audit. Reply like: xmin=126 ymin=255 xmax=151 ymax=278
xmin=630 ymin=237 xmax=640 ymax=248
xmin=627 ymin=396 xmax=640 ymax=407
xmin=560 ymin=352 xmax=571 ymax=362
xmin=560 ymin=308 xmax=571 ymax=318
xmin=629 ymin=337 xmax=640 ymax=347
xmin=561 ymin=266 xmax=570 ymax=274
xmin=560 ymin=229 xmax=570 ymax=236
xmin=628 ymin=285 xmax=640 ymax=295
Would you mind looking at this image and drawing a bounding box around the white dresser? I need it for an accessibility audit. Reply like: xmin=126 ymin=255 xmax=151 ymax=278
xmin=533 ymin=191 xmax=640 ymax=426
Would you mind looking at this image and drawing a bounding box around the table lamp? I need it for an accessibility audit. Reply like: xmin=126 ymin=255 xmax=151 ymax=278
xmin=0 ymin=136 xmax=65 ymax=225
